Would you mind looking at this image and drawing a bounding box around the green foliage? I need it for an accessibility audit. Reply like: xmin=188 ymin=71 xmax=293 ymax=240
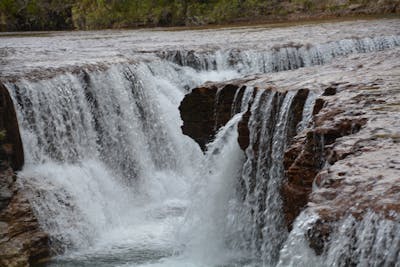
xmin=0 ymin=0 xmax=287 ymax=30
xmin=293 ymin=0 xmax=316 ymax=12
xmin=327 ymin=4 xmax=341 ymax=13
xmin=0 ymin=0 xmax=75 ymax=30
xmin=0 ymin=130 xmax=6 ymax=142
xmin=1 ymin=0 xmax=399 ymax=31
xmin=69 ymin=0 xmax=287 ymax=29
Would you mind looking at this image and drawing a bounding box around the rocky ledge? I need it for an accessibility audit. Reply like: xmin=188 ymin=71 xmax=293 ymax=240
xmin=179 ymin=47 xmax=400 ymax=254
xmin=0 ymin=82 xmax=49 ymax=267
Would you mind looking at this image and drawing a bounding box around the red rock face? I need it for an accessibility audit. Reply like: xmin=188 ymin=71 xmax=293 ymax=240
xmin=282 ymin=77 xmax=400 ymax=254
xmin=180 ymin=48 xmax=400 ymax=256
xmin=0 ymin=188 xmax=50 ymax=267
xmin=282 ymin=86 xmax=368 ymax=230
xmin=308 ymin=80 xmax=400 ymax=221
xmin=0 ymin=82 xmax=49 ymax=267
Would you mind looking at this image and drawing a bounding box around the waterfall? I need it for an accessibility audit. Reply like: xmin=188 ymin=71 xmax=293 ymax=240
xmin=180 ymin=113 xmax=247 ymax=266
xmin=6 ymin=61 xmax=211 ymax=255
xmin=232 ymin=89 xmax=312 ymax=265
xmin=3 ymin=29 xmax=399 ymax=266
xmin=158 ymin=35 xmax=400 ymax=73
xmin=297 ymin=91 xmax=318 ymax=133
xmin=278 ymin=212 xmax=400 ymax=267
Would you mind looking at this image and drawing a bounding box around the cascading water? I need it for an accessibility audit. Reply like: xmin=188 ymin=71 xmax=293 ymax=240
xmin=6 ymin=61 xmax=211 ymax=264
xmin=231 ymin=89 xmax=312 ymax=266
xmin=179 ymin=113 xmax=247 ymax=267
xmin=2 ymin=21 xmax=400 ymax=267
xmin=158 ymin=35 xmax=400 ymax=73
xmin=278 ymin=211 xmax=400 ymax=267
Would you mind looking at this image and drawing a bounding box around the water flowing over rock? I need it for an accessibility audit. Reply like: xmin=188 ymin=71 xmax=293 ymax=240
xmin=158 ymin=35 xmax=400 ymax=73
xmin=1 ymin=19 xmax=400 ymax=80
xmin=180 ymin=82 xmax=249 ymax=151
xmin=180 ymin=47 xmax=400 ymax=265
xmin=279 ymin=51 xmax=400 ymax=261
xmin=180 ymin=81 xmax=311 ymax=265
xmin=0 ymin=19 xmax=400 ymax=267
xmin=0 ymin=82 xmax=49 ymax=267
xmin=4 ymin=62 xmax=204 ymax=254
xmin=286 ymin=68 xmax=400 ymax=264
xmin=0 ymin=83 xmax=23 ymax=171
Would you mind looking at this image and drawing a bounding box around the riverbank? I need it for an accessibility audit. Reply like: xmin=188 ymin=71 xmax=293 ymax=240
xmin=1 ymin=0 xmax=399 ymax=31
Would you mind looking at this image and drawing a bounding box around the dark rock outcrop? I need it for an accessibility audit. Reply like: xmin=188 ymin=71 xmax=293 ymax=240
xmin=179 ymin=78 xmax=310 ymax=153
xmin=0 ymin=83 xmax=23 ymax=171
xmin=0 ymin=82 xmax=49 ymax=267
xmin=179 ymin=81 xmax=250 ymax=151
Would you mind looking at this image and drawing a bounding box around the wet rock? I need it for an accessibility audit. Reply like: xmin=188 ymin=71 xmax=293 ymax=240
xmin=0 ymin=189 xmax=50 ymax=267
xmin=282 ymin=94 xmax=368 ymax=229
xmin=237 ymin=110 xmax=251 ymax=151
xmin=287 ymin=89 xmax=310 ymax=140
xmin=284 ymin=71 xmax=400 ymax=253
xmin=278 ymin=49 xmax=400 ymax=234
xmin=180 ymin=78 xmax=309 ymax=152
xmin=179 ymin=81 xmax=248 ymax=151
xmin=0 ymin=82 xmax=23 ymax=170
xmin=322 ymin=86 xmax=336 ymax=96
xmin=0 ymin=82 xmax=49 ymax=267
xmin=157 ymin=50 xmax=207 ymax=70
xmin=306 ymin=219 xmax=332 ymax=256
xmin=180 ymin=48 xmax=400 ymax=256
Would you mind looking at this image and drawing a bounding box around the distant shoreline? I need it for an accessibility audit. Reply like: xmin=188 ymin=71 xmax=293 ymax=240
xmin=1 ymin=0 xmax=399 ymax=32
xmin=157 ymin=14 xmax=400 ymax=32
xmin=0 ymin=14 xmax=399 ymax=34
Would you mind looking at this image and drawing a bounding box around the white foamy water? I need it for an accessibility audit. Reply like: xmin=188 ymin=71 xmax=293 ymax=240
xmin=7 ymin=60 xmax=247 ymax=267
